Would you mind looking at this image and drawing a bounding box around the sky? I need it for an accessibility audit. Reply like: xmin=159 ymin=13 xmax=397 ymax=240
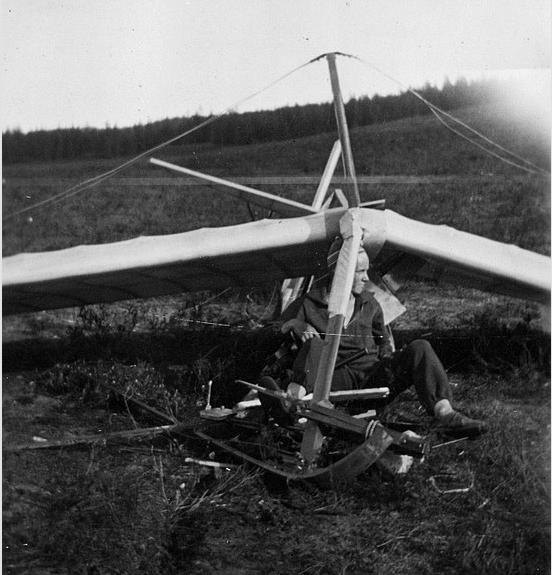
xmin=1 ymin=0 xmax=550 ymax=133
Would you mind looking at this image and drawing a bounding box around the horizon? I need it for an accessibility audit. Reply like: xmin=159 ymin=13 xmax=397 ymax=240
xmin=2 ymin=70 xmax=549 ymax=135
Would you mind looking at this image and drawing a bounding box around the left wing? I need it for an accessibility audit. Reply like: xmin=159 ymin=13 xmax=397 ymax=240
xmin=2 ymin=208 xmax=347 ymax=315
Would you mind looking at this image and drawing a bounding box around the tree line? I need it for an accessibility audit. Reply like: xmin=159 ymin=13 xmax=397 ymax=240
xmin=3 ymin=78 xmax=498 ymax=164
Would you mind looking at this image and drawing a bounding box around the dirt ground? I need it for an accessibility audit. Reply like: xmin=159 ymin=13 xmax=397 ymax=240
xmin=2 ymin=360 xmax=550 ymax=575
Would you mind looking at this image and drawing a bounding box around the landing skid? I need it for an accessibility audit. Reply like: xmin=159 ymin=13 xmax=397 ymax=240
xmin=196 ymin=421 xmax=393 ymax=488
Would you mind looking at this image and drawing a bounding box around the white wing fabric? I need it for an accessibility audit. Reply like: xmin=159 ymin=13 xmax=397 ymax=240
xmin=381 ymin=211 xmax=550 ymax=303
xmin=3 ymin=208 xmax=550 ymax=315
xmin=3 ymin=209 xmax=345 ymax=314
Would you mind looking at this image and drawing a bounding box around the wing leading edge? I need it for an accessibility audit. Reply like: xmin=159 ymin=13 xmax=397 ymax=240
xmin=382 ymin=211 xmax=550 ymax=304
xmin=3 ymin=208 xmax=550 ymax=315
xmin=2 ymin=208 xmax=348 ymax=315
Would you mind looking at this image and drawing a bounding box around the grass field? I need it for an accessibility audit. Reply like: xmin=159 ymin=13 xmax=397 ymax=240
xmin=3 ymin=102 xmax=550 ymax=256
xmin=2 ymin=99 xmax=550 ymax=574
xmin=3 ymin=349 xmax=550 ymax=574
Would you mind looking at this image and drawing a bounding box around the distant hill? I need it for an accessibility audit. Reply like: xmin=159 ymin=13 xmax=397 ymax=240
xmin=2 ymin=77 xmax=517 ymax=164
xmin=158 ymin=101 xmax=550 ymax=177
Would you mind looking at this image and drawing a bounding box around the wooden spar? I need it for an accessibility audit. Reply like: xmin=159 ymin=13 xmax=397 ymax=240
xmin=334 ymin=188 xmax=349 ymax=208
xmin=326 ymin=53 xmax=360 ymax=207
xmin=312 ymin=140 xmax=342 ymax=210
xmin=280 ymin=140 xmax=342 ymax=311
xmin=325 ymin=387 xmax=389 ymax=401
xmin=313 ymin=211 xmax=363 ymax=402
xmin=149 ymin=157 xmax=316 ymax=217
xmin=107 ymin=386 xmax=177 ymax=425
xmin=300 ymin=55 xmax=363 ymax=464
xmin=300 ymin=209 xmax=363 ymax=464
xmin=237 ymin=379 xmax=389 ymax=403
xmin=4 ymin=424 xmax=187 ymax=452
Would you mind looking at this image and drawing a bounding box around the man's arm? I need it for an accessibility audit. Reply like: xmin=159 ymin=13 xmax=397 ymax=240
xmin=279 ymin=295 xmax=321 ymax=343
xmin=281 ymin=318 xmax=320 ymax=342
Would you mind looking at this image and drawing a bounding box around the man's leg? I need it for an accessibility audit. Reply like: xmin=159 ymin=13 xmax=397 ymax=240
xmin=260 ymin=338 xmax=354 ymax=421
xmin=391 ymin=339 xmax=452 ymax=414
xmin=292 ymin=338 xmax=356 ymax=394
xmin=380 ymin=339 xmax=487 ymax=437
xmin=257 ymin=375 xmax=296 ymax=426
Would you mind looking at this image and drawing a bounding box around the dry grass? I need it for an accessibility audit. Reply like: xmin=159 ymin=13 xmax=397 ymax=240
xmin=3 ymin=336 xmax=549 ymax=574
xmin=2 ymin=101 xmax=550 ymax=573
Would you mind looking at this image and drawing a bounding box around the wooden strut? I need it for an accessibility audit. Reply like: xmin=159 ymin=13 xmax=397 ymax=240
xmin=107 ymin=385 xmax=177 ymax=425
xmin=235 ymin=382 xmax=427 ymax=457
xmin=236 ymin=379 xmax=389 ymax=403
xmin=300 ymin=209 xmax=364 ymax=464
xmin=326 ymin=53 xmax=360 ymax=208
xmin=312 ymin=140 xmax=343 ymax=209
xmin=149 ymin=157 xmax=317 ymax=217
xmin=280 ymin=139 xmax=342 ymax=312
xmin=299 ymin=54 xmax=365 ymax=466
xmin=5 ymin=424 xmax=190 ymax=452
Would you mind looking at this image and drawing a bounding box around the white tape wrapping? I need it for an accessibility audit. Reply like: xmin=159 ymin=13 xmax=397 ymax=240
xmin=327 ymin=209 xmax=363 ymax=318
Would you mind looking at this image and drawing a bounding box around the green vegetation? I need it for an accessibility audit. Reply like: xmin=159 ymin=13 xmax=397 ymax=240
xmin=3 ymin=77 xmax=499 ymax=164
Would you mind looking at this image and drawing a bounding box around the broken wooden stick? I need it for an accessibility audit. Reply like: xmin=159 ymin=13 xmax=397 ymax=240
xmin=184 ymin=457 xmax=237 ymax=469
xmin=236 ymin=379 xmax=389 ymax=404
xmin=106 ymin=386 xmax=177 ymax=425
xmin=5 ymin=423 xmax=189 ymax=452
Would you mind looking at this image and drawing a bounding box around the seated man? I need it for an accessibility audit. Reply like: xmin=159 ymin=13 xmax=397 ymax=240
xmin=261 ymin=240 xmax=488 ymax=438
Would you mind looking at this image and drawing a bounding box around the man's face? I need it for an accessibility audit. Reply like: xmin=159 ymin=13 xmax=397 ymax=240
xmin=352 ymin=251 xmax=369 ymax=295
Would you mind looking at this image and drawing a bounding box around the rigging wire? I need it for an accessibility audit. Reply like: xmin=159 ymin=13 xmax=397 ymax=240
xmin=5 ymin=50 xmax=549 ymax=222
xmin=428 ymin=107 xmax=546 ymax=175
xmin=3 ymin=55 xmax=322 ymax=221
xmin=425 ymin=100 xmax=549 ymax=176
xmin=184 ymin=287 xmax=233 ymax=313
xmin=145 ymin=314 xmax=536 ymax=341
xmin=348 ymin=53 xmax=550 ymax=177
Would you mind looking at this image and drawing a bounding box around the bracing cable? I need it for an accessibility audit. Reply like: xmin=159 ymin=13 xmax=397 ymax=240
xmin=425 ymin=103 xmax=549 ymax=176
xmin=349 ymin=53 xmax=550 ymax=177
xmin=428 ymin=107 xmax=546 ymax=175
xmin=5 ymin=51 xmax=548 ymax=222
xmin=3 ymin=56 xmax=321 ymax=221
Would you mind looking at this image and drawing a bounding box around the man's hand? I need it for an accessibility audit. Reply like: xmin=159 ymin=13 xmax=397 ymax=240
xmin=281 ymin=319 xmax=320 ymax=343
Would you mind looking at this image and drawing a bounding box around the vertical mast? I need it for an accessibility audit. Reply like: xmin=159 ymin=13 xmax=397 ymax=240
xmin=300 ymin=55 xmax=364 ymax=465
xmin=326 ymin=53 xmax=360 ymax=207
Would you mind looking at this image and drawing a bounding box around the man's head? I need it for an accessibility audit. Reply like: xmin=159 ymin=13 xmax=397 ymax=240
xmin=327 ymin=237 xmax=369 ymax=295
xmin=352 ymin=249 xmax=369 ymax=295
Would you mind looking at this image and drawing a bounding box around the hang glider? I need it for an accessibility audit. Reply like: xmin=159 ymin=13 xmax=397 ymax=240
xmin=2 ymin=53 xmax=550 ymax=320
xmin=4 ymin=51 xmax=550 ymax=486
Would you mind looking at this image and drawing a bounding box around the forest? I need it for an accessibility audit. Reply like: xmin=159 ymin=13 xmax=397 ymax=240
xmin=3 ymin=77 xmax=501 ymax=164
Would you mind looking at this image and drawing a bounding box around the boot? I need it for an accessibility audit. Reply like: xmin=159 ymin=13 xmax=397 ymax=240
xmin=438 ymin=410 xmax=488 ymax=438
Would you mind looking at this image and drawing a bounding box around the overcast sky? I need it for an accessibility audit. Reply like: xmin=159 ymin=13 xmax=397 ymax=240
xmin=1 ymin=0 xmax=550 ymax=132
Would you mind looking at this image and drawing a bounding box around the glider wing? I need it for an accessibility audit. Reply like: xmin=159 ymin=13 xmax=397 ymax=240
xmin=3 ymin=208 xmax=549 ymax=315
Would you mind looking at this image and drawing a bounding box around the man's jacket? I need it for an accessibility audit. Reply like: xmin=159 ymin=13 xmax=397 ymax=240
xmin=283 ymin=286 xmax=393 ymax=376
